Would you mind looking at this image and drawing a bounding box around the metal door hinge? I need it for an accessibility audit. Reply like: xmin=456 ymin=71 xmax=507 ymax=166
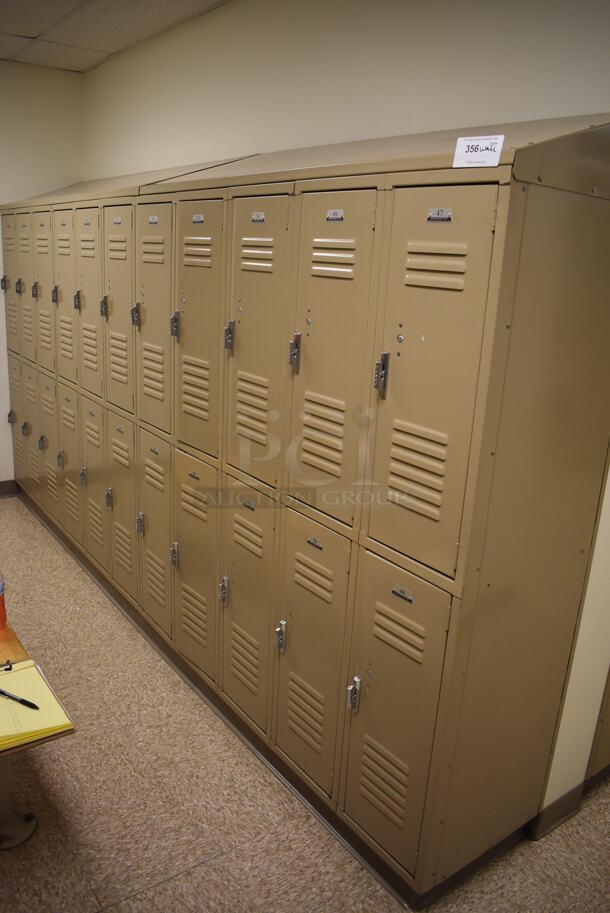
xmin=21 ymin=421 xmax=29 ymax=437
xmin=100 ymin=296 xmax=108 ymax=319
xmin=79 ymin=466 xmax=87 ymax=487
xmin=56 ymin=449 xmax=64 ymax=467
xmin=288 ymin=332 xmax=301 ymax=373
xmin=15 ymin=278 xmax=23 ymax=296
xmin=131 ymin=302 xmax=141 ymax=330
xmin=136 ymin=512 xmax=144 ymax=535
xmin=169 ymin=542 xmax=179 ymax=568
xmin=0 ymin=275 xmax=6 ymax=291
xmin=73 ymin=290 xmax=81 ymax=311
xmin=347 ymin=675 xmax=361 ymax=714
xmin=274 ymin=619 xmax=287 ymax=654
xmin=170 ymin=310 xmax=180 ymax=340
xmin=7 ymin=409 xmax=15 ymax=425
xmin=105 ymin=487 xmax=113 ymax=509
xmin=51 ymin=285 xmax=59 ymax=304
xmin=373 ymin=352 xmax=390 ymax=399
xmin=38 ymin=434 xmax=45 ymax=451
xmin=223 ymin=320 xmax=235 ymax=355
xmin=218 ymin=575 xmax=229 ymax=604
xmin=32 ymin=282 xmax=39 ymax=301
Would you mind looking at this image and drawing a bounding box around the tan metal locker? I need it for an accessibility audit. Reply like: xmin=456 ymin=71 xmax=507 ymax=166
xmin=288 ymin=190 xmax=377 ymax=527
xmin=275 ymin=509 xmax=351 ymax=795
xmin=174 ymin=200 xmax=223 ymax=457
xmin=368 ymin=185 xmax=497 ymax=577
xmin=227 ymin=196 xmax=289 ymax=487
xmin=82 ymin=396 xmax=109 ymax=570
xmin=343 ymin=549 xmax=450 ymax=874
xmin=39 ymin=374 xmax=62 ymax=522
xmin=174 ymin=449 xmax=218 ymax=679
xmin=21 ymin=362 xmax=41 ymax=498
xmin=7 ymin=355 xmax=25 ymax=483
xmin=33 ymin=212 xmax=56 ymax=373
xmin=76 ymin=208 xmax=104 ymax=397
xmin=58 ymin=383 xmax=84 ymax=544
xmin=107 ymin=413 xmax=138 ymax=600
xmin=3 ymin=214 xmax=19 ymax=353
xmin=221 ymin=477 xmax=276 ymax=731
xmin=104 ymin=205 xmax=135 ymax=413
xmin=138 ymin=428 xmax=172 ymax=634
xmin=16 ymin=213 xmax=35 ymax=362
xmin=136 ymin=203 xmax=173 ymax=432
xmin=53 ymin=211 xmax=78 ymax=383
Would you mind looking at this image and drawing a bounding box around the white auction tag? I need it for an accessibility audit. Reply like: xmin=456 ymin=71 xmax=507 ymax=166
xmin=453 ymin=135 xmax=504 ymax=168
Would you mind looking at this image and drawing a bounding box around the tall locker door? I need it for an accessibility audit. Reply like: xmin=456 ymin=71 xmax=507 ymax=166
xmin=76 ymin=208 xmax=104 ymax=397
xmin=33 ymin=212 xmax=56 ymax=373
xmin=54 ymin=210 xmax=78 ymax=383
xmin=7 ymin=355 xmax=25 ymax=483
xmin=2 ymin=214 xmax=19 ymax=353
xmin=107 ymin=414 xmax=138 ymax=599
xmin=58 ymin=384 xmax=84 ymax=543
xmin=104 ymin=206 xmax=135 ymax=413
xmin=289 ymin=191 xmax=377 ymax=527
xmin=39 ymin=375 xmax=62 ymax=522
xmin=17 ymin=214 xmax=35 ymax=362
xmin=136 ymin=204 xmax=173 ymax=432
xmin=343 ymin=549 xmax=450 ymax=874
xmin=368 ymin=185 xmax=497 ymax=577
xmin=175 ymin=200 xmax=223 ymax=456
xmin=21 ymin=363 xmax=41 ymax=497
xmin=221 ymin=477 xmax=276 ymax=731
xmin=139 ymin=428 xmax=172 ymax=635
xmin=276 ymin=509 xmax=351 ymax=795
xmin=174 ymin=450 xmax=218 ymax=680
xmin=82 ymin=396 xmax=109 ymax=570
xmin=227 ymin=196 xmax=289 ymax=487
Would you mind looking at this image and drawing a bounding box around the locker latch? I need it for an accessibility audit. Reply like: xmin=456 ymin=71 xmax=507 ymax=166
xmin=218 ymin=576 xmax=229 ymax=604
xmin=131 ymin=302 xmax=141 ymax=331
xmin=169 ymin=542 xmax=179 ymax=568
xmin=274 ymin=619 xmax=287 ymax=654
xmin=38 ymin=434 xmax=46 ymax=451
xmin=223 ymin=320 xmax=235 ymax=355
xmin=51 ymin=285 xmax=59 ymax=304
xmin=105 ymin=487 xmax=113 ymax=509
xmin=169 ymin=310 xmax=180 ymax=341
xmin=7 ymin=409 xmax=15 ymax=425
xmin=136 ymin=512 xmax=145 ymax=535
xmin=32 ymin=282 xmax=39 ymax=301
xmin=373 ymin=351 xmax=390 ymax=399
xmin=288 ymin=332 xmax=302 ymax=374
xmin=0 ymin=275 xmax=6 ymax=291
xmin=79 ymin=466 xmax=88 ymax=487
xmin=56 ymin=449 xmax=64 ymax=467
xmin=347 ymin=675 xmax=361 ymax=714
xmin=73 ymin=290 xmax=81 ymax=312
xmin=21 ymin=421 xmax=29 ymax=437
xmin=15 ymin=278 xmax=23 ymax=296
xmin=100 ymin=296 xmax=109 ymax=320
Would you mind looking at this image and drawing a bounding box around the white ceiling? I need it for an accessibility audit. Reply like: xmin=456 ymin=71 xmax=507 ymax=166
xmin=0 ymin=0 xmax=232 ymax=72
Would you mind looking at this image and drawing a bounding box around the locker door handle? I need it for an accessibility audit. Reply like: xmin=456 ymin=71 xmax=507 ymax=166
xmin=56 ymin=449 xmax=64 ymax=467
xmin=73 ymin=290 xmax=81 ymax=311
xmin=100 ymin=296 xmax=109 ymax=319
xmin=373 ymin=352 xmax=390 ymax=399
xmin=21 ymin=422 xmax=29 ymax=437
xmin=32 ymin=282 xmax=39 ymax=301
xmin=51 ymin=285 xmax=59 ymax=304
xmin=223 ymin=320 xmax=235 ymax=355
xmin=15 ymin=278 xmax=23 ymax=296
xmin=131 ymin=302 xmax=141 ymax=330
xmin=105 ymin=487 xmax=113 ymax=509
xmin=170 ymin=310 xmax=180 ymax=340
xmin=169 ymin=542 xmax=179 ymax=568
xmin=288 ymin=332 xmax=301 ymax=373
xmin=7 ymin=410 xmax=16 ymax=425
xmin=0 ymin=275 xmax=6 ymax=291
xmin=347 ymin=675 xmax=361 ymax=714
xmin=274 ymin=620 xmax=287 ymax=654
xmin=38 ymin=434 xmax=46 ymax=451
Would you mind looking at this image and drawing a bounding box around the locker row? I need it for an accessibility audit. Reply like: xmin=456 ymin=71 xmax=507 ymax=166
xmin=2 ymin=182 xmax=498 ymax=580
xmin=7 ymin=352 xmax=451 ymax=876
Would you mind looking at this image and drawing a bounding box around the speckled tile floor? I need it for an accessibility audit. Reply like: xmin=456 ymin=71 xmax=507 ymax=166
xmin=0 ymin=496 xmax=608 ymax=913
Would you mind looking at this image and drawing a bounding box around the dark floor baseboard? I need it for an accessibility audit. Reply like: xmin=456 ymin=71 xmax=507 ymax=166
xmin=0 ymin=479 xmax=18 ymax=498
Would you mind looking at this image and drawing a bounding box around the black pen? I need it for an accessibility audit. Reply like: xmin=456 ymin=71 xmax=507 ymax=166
xmin=0 ymin=687 xmax=39 ymax=710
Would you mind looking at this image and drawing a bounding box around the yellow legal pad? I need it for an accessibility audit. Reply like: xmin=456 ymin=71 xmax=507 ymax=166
xmin=0 ymin=660 xmax=73 ymax=751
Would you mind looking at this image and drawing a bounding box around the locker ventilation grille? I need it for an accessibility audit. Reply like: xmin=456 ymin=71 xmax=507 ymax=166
xmin=360 ymin=735 xmax=409 ymax=828
xmin=19 ymin=235 xmax=32 ymax=254
xmin=183 ymin=235 xmax=212 ymax=268
xmin=240 ymin=236 xmax=274 ymax=272
xmin=145 ymin=550 xmax=166 ymax=606
xmin=142 ymin=343 xmax=165 ymax=402
xmin=388 ymin=419 xmax=447 ymax=522
xmin=65 ymin=479 xmax=80 ymax=524
xmin=14 ymin=439 xmax=24 ymax=475
xmin=287 ymin=671 xmax=324 ymax=754
xmin=46 ymin=465 xmax=58 ymax=504
xmin=294 ymin=551 xmax=333 ymax=604
xmin=82 ymin=324 xmax=99 ymax=374
xmin=373 ymin=600 xmax=425 ymax=664
xmin=36 ymin=234 xmax=50 ymax=256
xmin=181 ymin=483 xmax=208 ymax=522
xmin=301 ymin=391 xmax=345 ymax=479
xmin=180 ymin=584 xmax=208 ymax=647
xmin=141 ymin=236 xmax=165 ymax=264
xmin=42 ymin=390 xmax=55 ymax=416
xmin=10 ymin=374 xmax=21 ymax=398
xmin=57 ymin=235 xmax=72 ymax=257
xmin=111 ymin=437 xmax=130 ymax=468
xmin=24 ymin=377 xmax=37 ymax=405
xmin=79 ymin=235 xmax=96 ymax=259
xmin=28 ymin=451 xmax=40 ymax=486
xmin=114 ymin=522 xmax=133 ymax=574
xmin=108 ymin=235 xmax=127 ymax=261
xmin=85 ymin=419 xmax=100 ymax=449
xmin=110 ymin=332 xmax=129 ymax=385
xmin=233 ymin=514 xmax=264 ymax=558
xmin=61 ymin=405 xmax=76 ymax=432
xmin=405 ymin=241 xmax=468 ymax=291
xmin=311 ymin=237 xmax=356 ymax=279
xmin=87 ymin=499 xmax=104 ymax=547
xmin=38 ymin=310 xmax=53 ymax=352
xmin=144 ymin=458 xmax=165 ymax=493
xmin=59 ymin=316 xmax=75 ymax=362
xmin=4 ymin=235 xmax=15 ymax=253
xmin=230 ymin=622 xmax=259 ymax=695
xmin=21 ymin=305 xmax=34 ymax=346
xmin=182 ymin=356 xmax=210 ymax=421
xmin=236 ymin=370 xmax=269 ymax=445
xmin=6 ymin=302 xmax=18 ymax=340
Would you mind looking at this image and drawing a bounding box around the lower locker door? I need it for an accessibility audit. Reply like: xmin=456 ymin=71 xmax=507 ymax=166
xmin=174 ymin=450 xmax=218 ymax=680
xmin=59 ymin=384 xmax=84 ymax=544
xmin=222 ymin=477 xmax=275 ymax=731
xmin=7 ymin=356 xmax=25 ymax=483
xmin=139 ymin=428 xmax=172 ymax=635
xmin=82 ymin=397 xmax=109 ymax=570
xmin=21 ymin=363 xmax=39 ymax=495
xmin=343 ymin=549 xmax=450 ymax=874
xmin=39 ymin=376 xmax=62 ymax=522
xmin=276 ymin=509 xmax=351 ymax=795
xmin=108 ymin=415 xmax=138 ymax=599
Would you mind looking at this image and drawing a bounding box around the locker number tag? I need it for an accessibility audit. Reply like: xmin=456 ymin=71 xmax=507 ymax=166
xmin=192 ymin=214 xmax=205 ymax=224
xmin=84 ymin=218 xmax=91 ymax=226
xmin=251 ymin=212 xmax=265 ymax=223
xmin=453 ymin=134 xmax=504 ymax=168
xmin=427 ymin=207 xmax=452 ymax=223
xmin=148 ymin=215 xmax=159 ymax=224
xmin=113 ymin=216 xmax=122 ymax=225
xmin=326 ymin=209 xmax=345 ymax=222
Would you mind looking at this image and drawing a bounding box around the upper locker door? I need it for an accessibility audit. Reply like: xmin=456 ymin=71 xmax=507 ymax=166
xmin=107 ymin=413 xmax=138 ymax=600
xmin=76 ymin=208 xmax=104 ymax=398
xmin=139 ymin=428 xmax=172 ymax=635
xmin=289 ymin=190 xmax=377 ymax=527
xmin=7 ymin=355 xmax=25 ymax=483
xmin=136 ymin=203 xmax=173 ymax=433
xmin=368 ymin=185 xmax=497 ymax=577
xmin=17 ymin=214 xmax=35 ymax=362
xmin=104 ymin=206 xmax=135 ymax=413
xmin=82 ymin=396 xmax=109 ymax=571
xmin=227 ymin=196 xmax=290 ymax=488
xmin=2 ymin=214 xmax=19 ymax=352
xmin=21 ymin=362 xmax=41 ymax=497
xmin=39 ymin=375 xmax=62 ymax=523
xmin=54 ymin=210 xmax=78 ymax=383
xmin=59 ymin=383 xmax=84 ymax=544
xmin=175 ymin=200 xmax=223 ymax=457
xmin=275 ymin=509 xmax=351 ymax=796
xmin=33 ymin=212 xmax=56 ymax=373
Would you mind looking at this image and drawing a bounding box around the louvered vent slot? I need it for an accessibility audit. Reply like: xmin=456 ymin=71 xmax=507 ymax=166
xmin=79 ymin=235 xmax=96 ymax=259
xmin=56 ymin=235 xmax=71 ymax=257
xmin=236 ymin=370 xmax=269 ymax=444
xmin=4 ymin=235 xmax=15 ymax=253
xmin=142 ymin=343 xmax=165 ymax=401
xmin=230 ymin=622 xmax=259 ymax=695
xmin=388 ymin=419 xmax=448 ymax=522
xmin=65 ymin=478 xmax=80 ymax=523
xmin=181 ymin=483 xmax=208 ymax=522
xmin=145 ymin=550 xmax=166 ymax=606
xmin=182 ymin=356 xmax=209 ymax=420
xmin=19 ymin=235 xmax=31 ymax=254
xmin=311 ymin=237 xmax=356 ymax=279
xmin=36 ymin=233 xmax=50 ymax=255
xmin=41 ymin=390 xmax=54 ymax=416
xmin=59 ymin=316 xmax=74 ymax=361
xmin=373 ymin=601 xmax=425 ymax=664
xmin=405 ymin=241 xmax=468 ymax=291
xmin=87 ymin=499 xmax=104 ymax=546
xmin=181 ymin=584 xmax=207 ymax=647
xmin=144 ymin=458 xmax=164 ymax=493
xmin=46 ymin=465 xmax=59 ymax=503
xmin=82 ymin=323 xmax=99 ymax=372
xmin=233 ymin=513 xmax=263 ymax=558
xmin=240 ymin=236 xmax=274 ymax=272
xmin=61 ymin=405 xmax=76 ymax=432
xmin=114 ymin=522 xmax=133 ymax=573
xmin=6 ymin=302 xmax=18 ymax=338
xmin=294 ymin=551 xmax=333 ymax=604
xmin=85 ymin=419 xmax=100 ymax=449
xmin=183 ymin=235 xmax=212 ymax=268
xmin=21 ymin=304 xmax=34 ymax=344
xmin=141 ymin=236 xmax=165 ymax=264
xmin=301 ymin=391 xmax=345 ymax=479
xmin=110 ymin=332 xmax=128 ymax=384
xmin=359 ymin=735 xmax=409 ymax=828
xmin=108 ymin=235 xmax=127 ymax=261
xmin=38 ymin=310 xmax=53 ymax=352
xmin=111 ymin=437 xmax=129 ymax=468
xmin=24 ymin=377 xmax=37 ymax=405
xmin=29 ymin=451 xmax=40 ymax=486
xmin=14 ymin=439 xmax=24 ymax=474
xmin=287 ymin=671 xmax=325 ymax=754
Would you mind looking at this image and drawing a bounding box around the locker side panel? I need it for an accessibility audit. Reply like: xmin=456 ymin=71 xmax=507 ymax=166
xmin=39 ymin=374 xmax=62 ymax=522
xmin=107 ymin=413 xmax=138 ymax=599
xmin=76 ymin=208 xmax=104 ymax=397
xmin=34 ymin=212 xmax=56 ymax=373
xmin=104 ymin=205 xmax=135 ymax=413
xmin=3 ymin=214 xmax=19 ymax=353
xmin=82 ymin=395 xmax=109 ymax=570
xmin=7 ymin=355 xmax=25 ymax=483
xmin=54 ymin=211 xmax=78 ymax=383
xmin=58 ymin=383 xmax=84 ymax=543
xmin=139 ymin=428 xmax=172 ymax=634
xmin=17 ymin=213 xmax=36 ymax=362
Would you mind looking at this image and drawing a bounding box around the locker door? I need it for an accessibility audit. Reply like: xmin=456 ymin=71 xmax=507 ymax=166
xmin=175 ymin=200 xmax=223 ymax=456
xmin=82 ymin=396 xmax=109 ymax=570
xmin=343 ymin=549 xmax=450 ymax=874
xmin=289 ymin=190 xmax=377 ymax=526
xmin=107 ymin=414 xmax=138 ymax=599
xmin=368 ymin=185 xmax=497 ymax=576
xmin=21 ymin=363 xmax=41 ymax=497
xmin=7 ymin=355 xmax=25 ymax=483
xmin=104 ymin=206 xmax=134 ymax=413
xmin=227 ymin=196 xmax=289 ymax=487
xmin=39 ymin=375 xmax=62 ymax=522
xmin=3 ymin=214 xmax=19 ymax=353
xmin=76 ymin=208 xmax=104 ymax=397
xmin=34 ymin=212 xmax=56 ymax=373
xmin=54 ymin=211 xmax=78 ymax=383
xmin=139 ymin=428 xmax=172 ymax=634
xmin=174 ymin=449 xmax=218 ymax=679
xmin=276 ymin=509 xmax=351 ymax=795
xmin=136 ymin=204 xmax=173 ymax=432
xmin=221 ymin=477 xmax=276 ymax=731
xmin=58 ymin=384 xmax=84 ymax=543
xmin=17 ymin=214 xmax=35 ymax=362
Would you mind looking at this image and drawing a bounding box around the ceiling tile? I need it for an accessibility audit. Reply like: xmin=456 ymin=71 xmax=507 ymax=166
xmin=15 ymin=39 xmax=109 ymax=72
xmin=0 ymin=0 xmax=84 ymax=39
xmin=0 ymin=33 xmax=33 ymax=58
